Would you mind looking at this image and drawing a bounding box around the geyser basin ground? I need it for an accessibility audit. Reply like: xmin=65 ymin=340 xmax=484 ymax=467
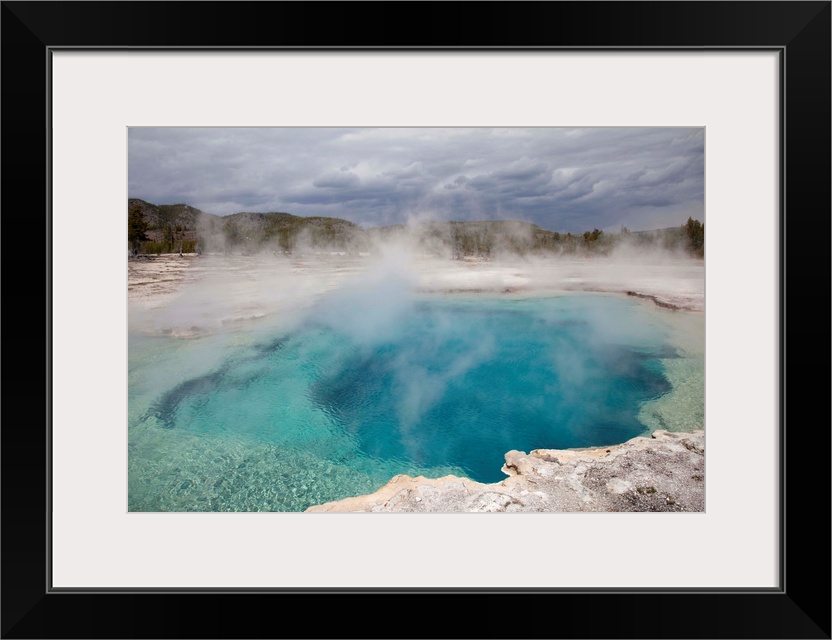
xmin=128 ymin=258 xmax=703 ymax=512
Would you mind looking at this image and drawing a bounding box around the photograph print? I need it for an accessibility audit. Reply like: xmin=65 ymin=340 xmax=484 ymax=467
xmin=127 ymin=126 xmax=705 ymax=513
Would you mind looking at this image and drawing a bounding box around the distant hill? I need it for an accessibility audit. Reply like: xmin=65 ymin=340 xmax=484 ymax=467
xmin=128 ymin=199 xmax=216 ymax=228
xmin=128 ymin=199 xmax=368 ymax=254
xmin=127 ymin=199 xmax=703 ymax=258
xmin=128 ymin=199 xmax=219 ymax=253
xmin=209 ymin=210 xmax=368 ymax=253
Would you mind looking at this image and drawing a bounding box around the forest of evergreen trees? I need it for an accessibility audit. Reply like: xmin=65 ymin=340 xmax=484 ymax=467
xmin=128 ymin=199 xmax=704 ymax=259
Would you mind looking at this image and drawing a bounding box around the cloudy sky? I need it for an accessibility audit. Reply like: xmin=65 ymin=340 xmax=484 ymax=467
xmin=128 ymin=127 xmax=704 ymax=233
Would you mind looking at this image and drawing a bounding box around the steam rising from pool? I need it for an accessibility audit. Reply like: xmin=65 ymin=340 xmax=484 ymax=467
xmin=128 ymin=252 xmax=703 ymax=512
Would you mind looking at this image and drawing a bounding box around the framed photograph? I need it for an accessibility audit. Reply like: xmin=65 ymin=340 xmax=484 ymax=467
xmin=124 ymin=124 xmax=708 ymax=518
xmin=3 ymin=2 xmax=829 ymax=638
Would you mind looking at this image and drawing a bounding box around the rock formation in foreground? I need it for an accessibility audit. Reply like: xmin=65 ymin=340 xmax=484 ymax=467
xmin=306 ymin=430 xmax=704 ymax=513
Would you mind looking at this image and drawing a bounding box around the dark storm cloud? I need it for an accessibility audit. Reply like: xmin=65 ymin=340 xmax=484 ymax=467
xmin=128 ymin=127 xmax=704 ymax=233
xmin=312 ymin=171 xmax=360 ymax=189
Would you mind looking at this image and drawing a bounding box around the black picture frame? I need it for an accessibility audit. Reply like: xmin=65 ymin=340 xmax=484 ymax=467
xmin=2 ymin=2 xmax=829 ymax=638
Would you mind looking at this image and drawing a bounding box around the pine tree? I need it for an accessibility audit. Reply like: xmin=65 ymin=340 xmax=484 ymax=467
xmin=128 ymin=204 xmax=149 ymax=254
xmin=684 ymin=217 xmax=704 ymax=257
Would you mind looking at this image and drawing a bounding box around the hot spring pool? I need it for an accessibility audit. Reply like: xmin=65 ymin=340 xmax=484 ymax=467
xmin=128 ymin=293 xmax=704 ymax=512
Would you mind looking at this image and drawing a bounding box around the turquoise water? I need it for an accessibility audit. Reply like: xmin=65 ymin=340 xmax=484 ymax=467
xmin=128 ymin=293 xmax=703 ymax=512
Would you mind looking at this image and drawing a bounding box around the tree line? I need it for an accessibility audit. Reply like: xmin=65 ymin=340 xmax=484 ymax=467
xmin=129 ymin=201 xmax=704 ymax=259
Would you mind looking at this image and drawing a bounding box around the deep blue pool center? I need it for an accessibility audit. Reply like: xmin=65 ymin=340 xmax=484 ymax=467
xmin=148 ymin=295 xmax=676 ymax=486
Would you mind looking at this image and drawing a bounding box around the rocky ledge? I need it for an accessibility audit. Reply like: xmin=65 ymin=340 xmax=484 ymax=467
xmin=306 ymin=430 xmax=704 ymax=513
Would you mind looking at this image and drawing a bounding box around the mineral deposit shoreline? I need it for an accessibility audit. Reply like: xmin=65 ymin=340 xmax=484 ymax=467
xmin=128 ymin=253 xmax=705 ymax=312
xmin=306 ymin=429 xmax=705 ymax=513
